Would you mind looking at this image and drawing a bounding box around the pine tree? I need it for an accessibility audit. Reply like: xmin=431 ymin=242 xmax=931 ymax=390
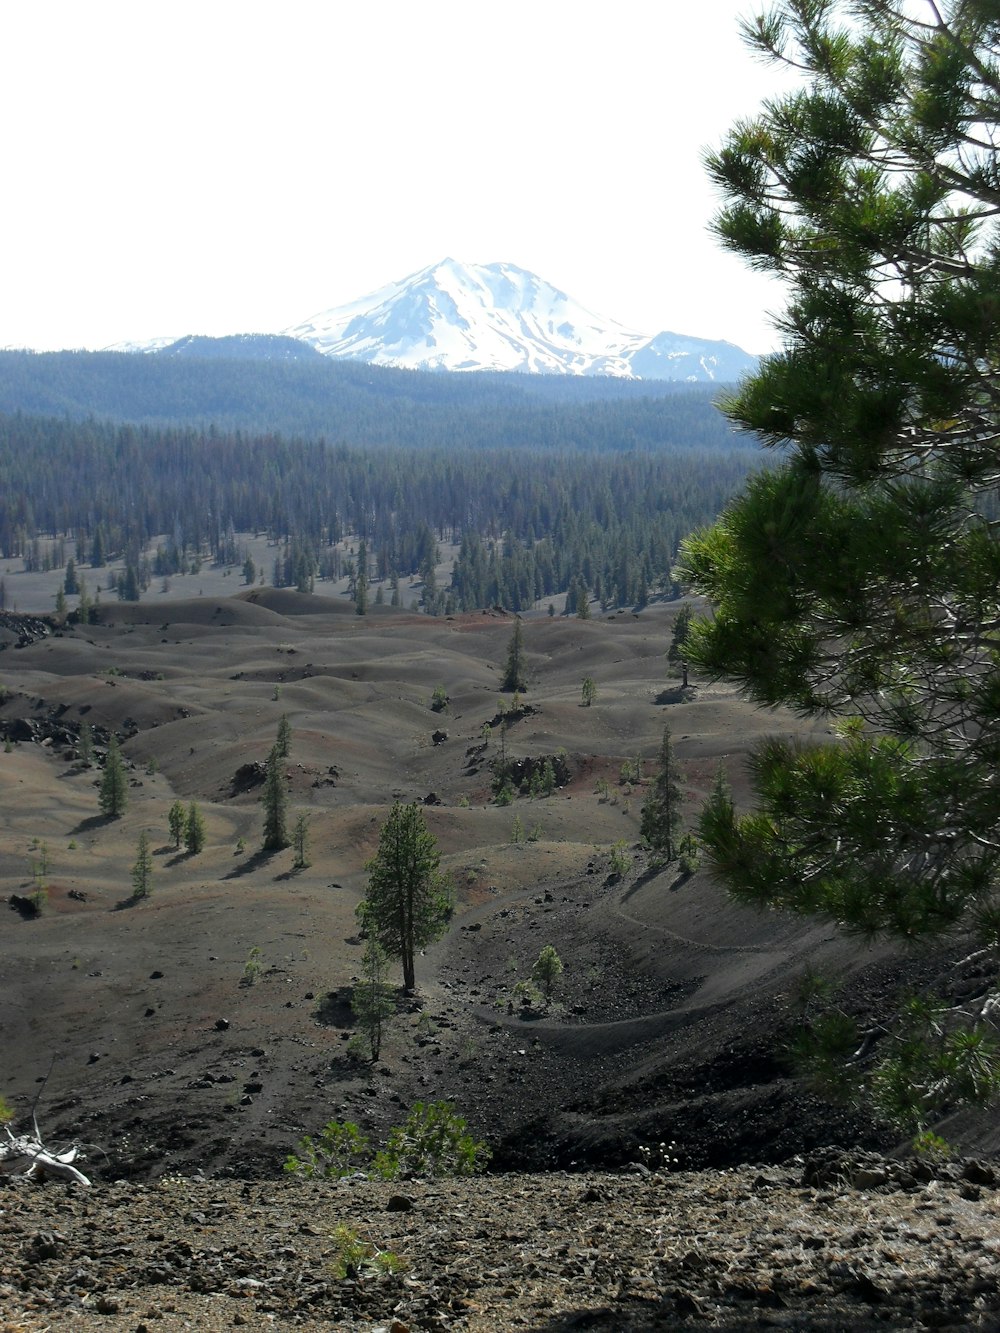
xmin=276 ymin=713 xmax=292 ymax=760
xmin=185 ymin=802 xmax=206 ymax=854
xmin=678 ymin=0 xmax=1000 ymax=1133
xmin=640 ymin=726 xmax=683 ymax=863
xmin=500 ymin=616 xmax=526 ymax=692
xmin=261 ymin=745 xmax=289 ymax=851
xmin=168 ymin=800 xmax=187 ymax=849
xmin=667 ymin=604 xmax=692 ymax=667
xmin=131 ymin=830 xmax=153 ymax=899
xmin=357 ymin=802 xmax=453 ymax=991
xmin=532 ymin=944 xmax=564 ymax=1004
xmin=77 ymin=721 xmax=93 ymax=766
xmin=122 ymin=564 xmax=140 ymax=602
xmin=355 ymin=539 xmax=368 ymax=615
xmin=76 ymin=575 xmax=91 ymax=623
xmin=98 ymin=737 xmax=128 ymax=818
xmin=292 ymin=812 xmax=310 ymax=869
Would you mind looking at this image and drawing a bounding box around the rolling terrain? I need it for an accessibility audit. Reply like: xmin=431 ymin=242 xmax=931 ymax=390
xmin=1 ymin=591 xmax=989 ymax=1184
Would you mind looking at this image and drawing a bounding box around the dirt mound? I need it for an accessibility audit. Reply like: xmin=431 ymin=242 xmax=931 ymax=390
xmin=237 ymin=586 xmax=360 ymax=617
xmin=93 ymin=596 xmax=290 ymax=630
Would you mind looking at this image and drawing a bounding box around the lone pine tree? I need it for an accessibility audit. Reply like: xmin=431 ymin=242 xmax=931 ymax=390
xmin=185 ymin=802 xmax=206 ymax=854
xmin=131 ymin=830 xmax=153 ymax=899
xmin=261 ymin=745 xmax=289 ymax=851
xmin=98 ymin=737 xmax=128 ymax=818
xmin=168 ymin=800 xmax=187 ymax=849
xmin=276 ymin=713 xmax=292 ymax=760
xmin=679 ymin=0 xmax=1000 ymax=1133
xmin=292 ymin=812 xmax=310 ymax=869
xmin=357 ymin=801 xmax=453 ymax=991
xmin=501 ymin=617 xmax=526 ymax=692
xmin=640 ymin=725 xmax=684 ymax=864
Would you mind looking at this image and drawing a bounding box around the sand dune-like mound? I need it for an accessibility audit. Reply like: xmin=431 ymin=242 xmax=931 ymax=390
xmin=1 ymin=595 xmax=986 ymax=1188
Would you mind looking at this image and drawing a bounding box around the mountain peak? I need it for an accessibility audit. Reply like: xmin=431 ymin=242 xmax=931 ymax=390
xmin=285 ymin=260 xmax=756 ymax=381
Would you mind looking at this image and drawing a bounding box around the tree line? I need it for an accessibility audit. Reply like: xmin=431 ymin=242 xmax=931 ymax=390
xmin=0 ymin=410 xmax=761 ymax=612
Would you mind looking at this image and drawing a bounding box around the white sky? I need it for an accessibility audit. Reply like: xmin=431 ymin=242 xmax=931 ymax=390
xmin=1 ymin=1 xmax=796 ymax=355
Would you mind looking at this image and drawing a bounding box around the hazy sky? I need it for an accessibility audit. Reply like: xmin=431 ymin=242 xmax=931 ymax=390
xmin=2 ymin=1 xmax=797 ymax=355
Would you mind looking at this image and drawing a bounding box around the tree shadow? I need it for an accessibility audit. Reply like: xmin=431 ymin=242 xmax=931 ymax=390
xmin=654 ymin=685 xmax=694 ymax=706
xmin=222 ymin=847 xmax=276 ymax=879
xmin=315 ymin=986 xmax=355 ymax=1028
xmin=70 ymin=813 xmax=111 ymax=835
xmin=112 ymin=893 xmax=147 ymax=912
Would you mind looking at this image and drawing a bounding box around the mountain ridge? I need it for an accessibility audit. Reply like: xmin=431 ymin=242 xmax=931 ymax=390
xmin=283 ymin=257 xmax=757 ymax=381
xmin=107 ymin=260 xmax=758 ymax=382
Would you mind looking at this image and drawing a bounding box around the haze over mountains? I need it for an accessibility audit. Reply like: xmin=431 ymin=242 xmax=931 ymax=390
xmin=130 ymin=259 xmax=759 ymax=382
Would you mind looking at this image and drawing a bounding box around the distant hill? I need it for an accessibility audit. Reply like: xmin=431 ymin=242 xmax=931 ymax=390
xmin=0 ymin=348 xmax=747 ymax=449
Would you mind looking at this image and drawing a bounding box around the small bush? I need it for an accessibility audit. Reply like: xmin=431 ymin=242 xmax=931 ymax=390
xmin=285 ymin=1102 xmax=489 ymax=1182
xmin=241 ymin=947 xmax=263 ymax=986
xmin=532 ymin=944 xmax=564 ymax=1002
xmin=912 ymin=1130 xmax=951 ymax=1159
xmin=512 ymin=979 xmax=543 ymax=1008
xmin=608 ymin=840 xmax=631 ymax=876
xmin=284 ymin=1119 xmax=370 ymax=1179
xmin=329 ymin=1224 xmax=406 ymax=1279
xmin=372 ymin=1101 xmax=490 ymax=1179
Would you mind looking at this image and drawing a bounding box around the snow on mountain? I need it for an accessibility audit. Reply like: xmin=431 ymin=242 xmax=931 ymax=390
xmin=285 ymin=259 xmax=757 ymax=381
xmin=627 ymin=330 xmax=758 ymax=382
xmin=155 ymin=334 xmax=325 ymax=361
xmin=103 ymin=336 xmax=181 ymax=354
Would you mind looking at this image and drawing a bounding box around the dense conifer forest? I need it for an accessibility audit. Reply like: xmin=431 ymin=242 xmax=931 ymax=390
xmin=0 ymin=354 xmax=761 ymax=612
xmin=0 ymin=349 xmax=743 ymax=445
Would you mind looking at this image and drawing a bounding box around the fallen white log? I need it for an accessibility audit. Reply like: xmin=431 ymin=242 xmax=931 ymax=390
xmin=1 ymin=1127 xmax=91 ymax=1186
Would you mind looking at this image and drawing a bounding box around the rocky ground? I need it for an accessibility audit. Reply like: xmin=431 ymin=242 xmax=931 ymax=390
xmin=5 ymin=1152 xmax=1000 ymax=1331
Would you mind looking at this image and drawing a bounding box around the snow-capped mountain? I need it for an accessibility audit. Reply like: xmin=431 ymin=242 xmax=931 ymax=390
xmin=285 ymin=259 xmax=756 ymax=382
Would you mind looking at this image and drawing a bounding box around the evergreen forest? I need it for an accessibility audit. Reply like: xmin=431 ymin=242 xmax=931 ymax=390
xmin=0 ymin=354 xmax=761 ymax=614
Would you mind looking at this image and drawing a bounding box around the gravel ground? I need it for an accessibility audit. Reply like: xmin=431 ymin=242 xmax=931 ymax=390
xmin=4 ymin=1153 xmax=1000 ymax=1331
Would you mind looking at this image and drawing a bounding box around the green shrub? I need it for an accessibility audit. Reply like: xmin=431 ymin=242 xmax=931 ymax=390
xmin=372 ymin=1101 xmax=490 ymax=1179
xmin=329 ymin=1224 xmax=406 ymax=1278
xmin=241 ymin=947 xmax=263 ymax=986
xmin=608 ymin=840 xmax=631 ymax=876
xmin=285 ymin=1102 xmax=489 ymax=1182
xmin=284 ymin=1119 xmax=370 ymax=1179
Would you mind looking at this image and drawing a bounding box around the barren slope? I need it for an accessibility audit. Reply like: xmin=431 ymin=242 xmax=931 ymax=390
xmin=1 ymin=594 xmax=986 ymax=1181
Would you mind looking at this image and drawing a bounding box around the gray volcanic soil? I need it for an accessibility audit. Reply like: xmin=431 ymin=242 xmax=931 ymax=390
xmin=7 ymin=1156 xmax=1000 ymax=1330
xmin=1 ymin=592 xmax=996 ymax=1187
